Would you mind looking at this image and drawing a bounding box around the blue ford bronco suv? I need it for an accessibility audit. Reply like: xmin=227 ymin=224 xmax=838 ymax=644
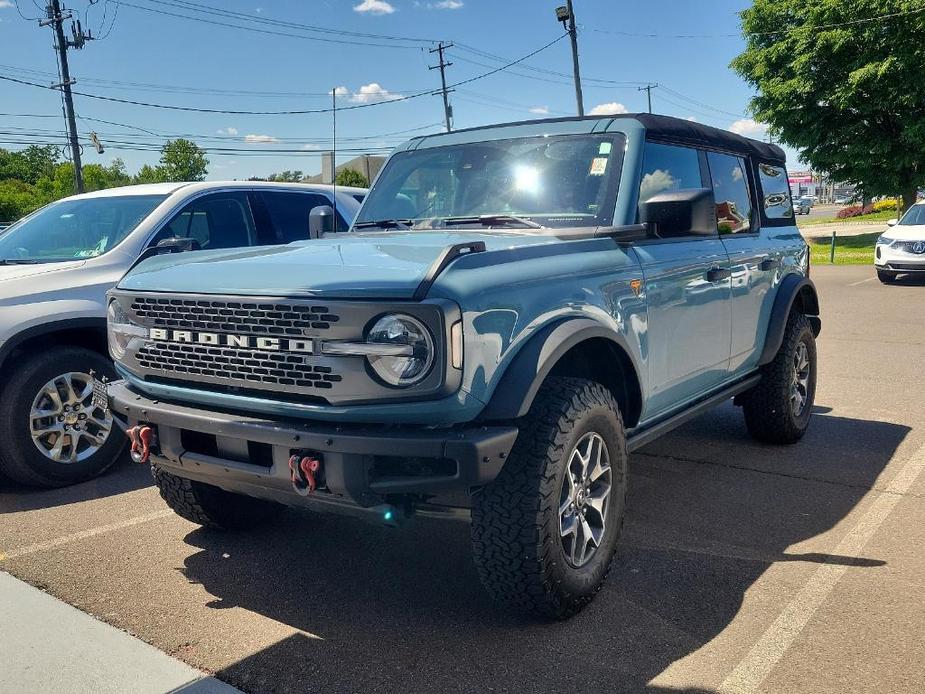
xmin=107 ymin=114 xmax=820 ymax=618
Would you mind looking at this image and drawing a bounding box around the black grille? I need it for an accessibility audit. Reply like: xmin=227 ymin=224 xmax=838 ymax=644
xmin=131 ymin=297 xmax=340 ymax=336
xmin=136 ymin=342 xmax=343 ymax=389
xmin=886 ymin=262 xmax=925 ymax=271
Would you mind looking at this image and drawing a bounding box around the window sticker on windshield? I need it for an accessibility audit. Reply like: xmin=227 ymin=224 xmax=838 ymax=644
xmin=589 ymin=157 xmax=609 ymax=176
xmin=598 ymin=142 xmax=612 ymax=155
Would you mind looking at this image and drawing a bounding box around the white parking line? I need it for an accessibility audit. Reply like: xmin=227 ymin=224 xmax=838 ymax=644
xmin=0 ymin=510 xmax=173 ymax=561
xmin=718 ymin=441 xmax=925 ymax=694
xmin=848 ymin=276 xmax=876 ymax=286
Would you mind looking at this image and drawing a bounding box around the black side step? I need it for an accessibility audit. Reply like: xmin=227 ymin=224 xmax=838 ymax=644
xmin=413 ymin=242 xmax=486 ymax=300
xmin=626 ymin=374 xmax=761 ymax=453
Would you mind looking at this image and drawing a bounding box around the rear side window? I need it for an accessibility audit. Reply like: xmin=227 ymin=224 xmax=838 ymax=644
xmin=707 ymin=152 xmax=753 ymax=234
xmin=159 ymin=193 xmax=256 ymax=250
xmin=255 ymin=191 xmax=350 ymax=243
xmin=638 ymin=142 xmax=703 ymax=203
xmin=757 ymin=163 xmax=794 ymax=221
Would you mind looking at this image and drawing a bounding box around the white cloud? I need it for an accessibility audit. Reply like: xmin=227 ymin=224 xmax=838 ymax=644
xmin=300 ymin=144 xmax=321 ymax=151
xmin=0 ymin=1 xmax=13 ymax=8
xmin=433 ymin=1 xmax=464 ymax=8
xmin=244 ymin=134 xmax=279 ymax=144
xmin=255 ymin=7 xmax=263 ymax=13
xmin=332 ymin=86 xmax=350 ymax=97
xmin=529 ymin=106 xmax=550 ymax=115
xmin=350 ymin=82 xmax=402 ymax=103
xmin=729 ymin=118 xmax=766 ymax=138
xmin=216 ymin=127 xmax=238 ymax=135
xmin=588 ymin=102 xmax=628 ymax=116
xmin=354 ymin=0 xmax=395 ymax=14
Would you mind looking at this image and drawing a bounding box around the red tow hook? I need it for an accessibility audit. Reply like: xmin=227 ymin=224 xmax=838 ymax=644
xmin=126 ymin=425 xmax=155 ymax=464
xmin=288 ymin=454 xmax=322 ymax=494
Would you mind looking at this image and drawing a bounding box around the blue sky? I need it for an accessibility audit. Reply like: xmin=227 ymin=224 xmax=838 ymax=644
xmin=0 ymin=0 xmax=799 ymax=180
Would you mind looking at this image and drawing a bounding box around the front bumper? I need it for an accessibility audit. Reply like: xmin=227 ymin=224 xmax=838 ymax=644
xmin=109 ymin=380 xmax=518 ymax=508
xmin=875 ymin=242 xmax=925 ymax=271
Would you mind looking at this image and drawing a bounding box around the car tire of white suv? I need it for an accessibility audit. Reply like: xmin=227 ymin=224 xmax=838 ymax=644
xmin=0 ymin=346 xmax=126 ymax=487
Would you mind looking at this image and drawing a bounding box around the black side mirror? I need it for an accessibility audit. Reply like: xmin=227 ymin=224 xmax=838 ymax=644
xmin=639 ymin=188 xmax=716 ymax=238
xmin=308 ymin=205 xmax=335 ymax=238
xmin=155 ymin=237 xmax=200 ymax=254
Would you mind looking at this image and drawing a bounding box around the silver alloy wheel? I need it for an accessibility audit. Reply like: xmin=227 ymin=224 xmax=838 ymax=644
xmin=29 ymin=372 xmax=113 ymax=464
xmin=558 ymin=431 xmax=613 ymax=568
xmin=790 ymin=341 xmax=811 ymax=417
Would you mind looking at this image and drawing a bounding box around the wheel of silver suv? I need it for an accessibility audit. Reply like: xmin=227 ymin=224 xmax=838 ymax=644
xmin=0 ymin=346 xmax=126 ymax=488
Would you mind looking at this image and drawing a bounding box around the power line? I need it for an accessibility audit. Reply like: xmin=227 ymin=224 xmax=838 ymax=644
xmin=587 ymin=4 xmax=925 ymax=39
xmin=110 ymin=0 xmax=431 ymax=50
xmin=0 ymin=34 xmax=568 ymax=116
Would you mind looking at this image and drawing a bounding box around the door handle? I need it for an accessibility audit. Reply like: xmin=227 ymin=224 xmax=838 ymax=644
xmin=759 ymin=258 xmax=780 ymax=272
xmin=706 ymin=267 xmax=732 ymax=282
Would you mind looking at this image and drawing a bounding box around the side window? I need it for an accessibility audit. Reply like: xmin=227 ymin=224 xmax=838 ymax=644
xmin=258 ymin=192 xmax=332 ymax=243
xmin=757 ymin=163 xmax=794 ymax=221
xmin=707 ymin=152 xmax=753 ymax=234
xmin=157 ymin=193 xmax=256 ymax=250
xmin=638 ymin=142 xmax=703 ymax=204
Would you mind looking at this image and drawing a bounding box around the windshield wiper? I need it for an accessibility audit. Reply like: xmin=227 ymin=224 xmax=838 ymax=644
xmin=353 ymin=219 xmax=413 ymax=230
xmin=0 ymin=258 xmax=41 ymax=265
xmin=440 ymin=214 xmax=543 ymax=229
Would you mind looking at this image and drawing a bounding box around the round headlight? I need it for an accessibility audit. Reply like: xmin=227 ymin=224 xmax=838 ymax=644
xmin=107 ymin=300 xmax=145 ymax=360
xmin=366 ymin=314 xmax=434 ymax=387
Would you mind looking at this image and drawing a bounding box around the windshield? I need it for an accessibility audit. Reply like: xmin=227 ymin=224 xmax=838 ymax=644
xmin=356 ymin=133 xmax=625 ymax=230
xmin=899 ymin=205 xmax=925 ymax=225
xmin=0 ymin=194 xmax=167 ymax=262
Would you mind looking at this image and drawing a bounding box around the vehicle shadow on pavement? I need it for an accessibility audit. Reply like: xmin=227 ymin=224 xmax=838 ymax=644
xmin=0 ymin=455 xmax=150 ymax=514
xmin=178 ymin=404 xmax=907 ymax=694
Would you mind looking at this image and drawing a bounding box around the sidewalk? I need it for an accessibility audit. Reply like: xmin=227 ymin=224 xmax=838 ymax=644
xmin=0 ymin=572 xmax=239 ymax=694
xmin=798 ymin=221 xmax=887 ymax=239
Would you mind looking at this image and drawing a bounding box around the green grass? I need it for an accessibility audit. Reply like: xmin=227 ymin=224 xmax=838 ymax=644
xmin=800 ymin=209 xmax=897 ymax=226
xmin=808 ymin=231 xmax=879 ymax=265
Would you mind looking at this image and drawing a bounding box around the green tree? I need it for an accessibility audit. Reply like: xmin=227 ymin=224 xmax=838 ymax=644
xmin=158 ymin=139 xmax=208 ymax=182
xmin=733 ymin=0 xmax=925 ymax=211
xmin=267 ymin=170 xmax=304 ymax=182
xmin=0 ymin=179 xmax=44 ymax=223
xmin=0 ymin=145 xmax=60 ymax=184
xmin=335 ymin=168 xmax=369 ymax=188
xmin=135 ymin=164 xmax=169 ymax=185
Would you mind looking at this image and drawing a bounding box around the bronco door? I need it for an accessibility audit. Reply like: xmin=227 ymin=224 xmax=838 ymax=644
xmin=634 ymin=141 xmax=732 ymax=418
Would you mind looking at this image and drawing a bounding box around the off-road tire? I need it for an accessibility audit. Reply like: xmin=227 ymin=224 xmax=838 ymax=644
xmin=152 ymin=465 xmax=283 ymax=530
xmin=742 ymin=312 xmax=817 ymax=444
xmin=471 ymin=377 xmax=627 ymax=619
xmin=877 ymin=269 xmax=897 ymax=284
xmin=0 ymin=346 xmax=125 ymax=487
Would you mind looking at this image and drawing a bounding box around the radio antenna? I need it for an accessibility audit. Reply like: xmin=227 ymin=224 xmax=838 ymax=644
xmin=331 ymin=87 xmax=338 ymax=230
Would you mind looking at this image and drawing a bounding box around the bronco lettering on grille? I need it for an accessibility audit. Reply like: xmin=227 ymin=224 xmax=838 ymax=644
xmin=149 ymin=328 xmax=313 ymax=353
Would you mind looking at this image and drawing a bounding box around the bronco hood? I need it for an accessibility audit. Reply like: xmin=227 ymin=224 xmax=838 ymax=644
xmin=118 ymin=231 xmax=559 ymax=299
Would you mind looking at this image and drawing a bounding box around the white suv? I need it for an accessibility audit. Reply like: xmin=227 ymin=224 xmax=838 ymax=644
xmin=0 ymin=181 xmax=361 ymax=487
xmin=875 ymin=202 xmax=925 ymax=283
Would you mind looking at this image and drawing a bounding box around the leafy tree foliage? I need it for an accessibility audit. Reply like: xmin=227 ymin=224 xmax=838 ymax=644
xmin=733 ymin=0 xmax=925 ymax=210
xmin=267 ymin=170 xmax=304 ymax=182
xmin=158 ymin=139 xmax=209 ymax=182
xmin=0 ymin=136 xmax=209 ymax=223
xmin=335 ymin=168 xmax=369 ymax=188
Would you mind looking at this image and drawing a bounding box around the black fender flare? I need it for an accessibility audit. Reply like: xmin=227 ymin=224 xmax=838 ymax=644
xmin=478 ymin=318 xmax=640 ymax=421
xmin=0 ymin=318 xmax=108 ymax=373
xmin=758 ymin=274 xmax=821 ymax=366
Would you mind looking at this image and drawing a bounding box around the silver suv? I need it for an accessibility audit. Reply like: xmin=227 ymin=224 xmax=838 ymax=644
xmin=0 ymin=181 xmax=361 ymax=487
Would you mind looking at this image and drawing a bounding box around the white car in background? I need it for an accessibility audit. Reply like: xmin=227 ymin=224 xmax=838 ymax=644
xmin=875 ymin=202 xmax=925 ymax=283
xmin=0 ymin=181 xmax=361 ymax=487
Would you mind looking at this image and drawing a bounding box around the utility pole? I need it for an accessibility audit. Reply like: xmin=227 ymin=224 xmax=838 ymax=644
xmin=429 ymin=42 xmax=454 ymax=132
xmin=40 ymin=0 xmax=91 ymax=194
xmin=555 ymin=1 xmax=584 ymax=116
xmin=637 ymin=83 xmax=659 ymax=114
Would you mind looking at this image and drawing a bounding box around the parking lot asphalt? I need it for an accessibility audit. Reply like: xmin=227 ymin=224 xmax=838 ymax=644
xmin=1 ymin=265 xmax=924 ymax=694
